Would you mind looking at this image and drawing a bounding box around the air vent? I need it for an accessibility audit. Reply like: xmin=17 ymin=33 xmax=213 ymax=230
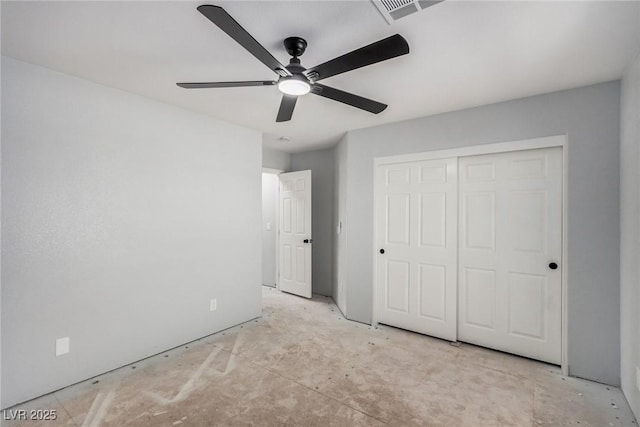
xmin=371 ymin=0 xmax=444 ymax=24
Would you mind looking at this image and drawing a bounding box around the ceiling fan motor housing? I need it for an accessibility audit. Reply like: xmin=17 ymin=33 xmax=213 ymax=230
xmin=285 ymin=57 xmax=307 ymax=75
xmin=282 ymin=48 xmax=310 ymax=90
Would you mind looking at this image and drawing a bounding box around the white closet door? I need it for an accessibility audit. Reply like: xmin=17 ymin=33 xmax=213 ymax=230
xmin=376 ymin=158 xmax=458 ymax=341
xmin=279 ymin=170 xmax=312 ymax=298
xmin=458 ymin=147 xmax=562 ymax=364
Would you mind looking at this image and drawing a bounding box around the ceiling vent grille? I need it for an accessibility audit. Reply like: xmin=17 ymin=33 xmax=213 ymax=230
xmin=372 ymin=0 xmax=444 ymax=24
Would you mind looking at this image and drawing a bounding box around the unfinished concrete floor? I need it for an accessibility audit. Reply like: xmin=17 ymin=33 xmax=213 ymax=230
xmin=4 ymin=287 xmax=637 ymax=426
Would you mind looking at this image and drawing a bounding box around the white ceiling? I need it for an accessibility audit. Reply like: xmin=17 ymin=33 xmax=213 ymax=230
xmin=2 ymin=1 xmax=639 ymax=153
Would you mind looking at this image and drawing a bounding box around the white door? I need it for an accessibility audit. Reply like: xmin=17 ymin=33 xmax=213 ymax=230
xmin=376 ymin=158 xmax=458 ymax=341
xmin=279 ymin=170 xmax=312 ymax=298
xmin=458 ymin=147 xmax=562 ymax=364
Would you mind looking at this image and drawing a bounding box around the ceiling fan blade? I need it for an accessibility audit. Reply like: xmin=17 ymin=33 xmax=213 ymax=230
xmin=305 ymin=34 xmax=409 ymax=82
xmin=276 ymin=95 xmax=298 ymax=122
xmin=197 ymin=5 xmax=290 ymax=77
xmin=311 ymin=84 xmax=387 ymax=114
xmin=177 ymin=81 xmax=276 ymax=89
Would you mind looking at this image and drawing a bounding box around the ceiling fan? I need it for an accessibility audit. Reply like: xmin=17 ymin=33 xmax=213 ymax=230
xmin=177 ymin=5 xmax=410 ymax=122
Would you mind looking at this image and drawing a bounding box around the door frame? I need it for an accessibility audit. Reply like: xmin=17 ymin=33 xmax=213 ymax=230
xmin=372 ymin=134 xmax=568 ymax=374
xmin=263 ymin=168 xmax=283 ymax=290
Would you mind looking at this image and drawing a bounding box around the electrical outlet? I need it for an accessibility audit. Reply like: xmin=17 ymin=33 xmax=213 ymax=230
xmin=636 ymin=366 xmax=640 ymax=391
xmin=56 ymin=337 xmax=70 ymax=356
xmin=210 ymin=299 xmax=217 ymax=312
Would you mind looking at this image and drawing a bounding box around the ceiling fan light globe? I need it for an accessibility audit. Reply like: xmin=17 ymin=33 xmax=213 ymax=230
xmin=278 ymin=77 xmax=311 ymax=96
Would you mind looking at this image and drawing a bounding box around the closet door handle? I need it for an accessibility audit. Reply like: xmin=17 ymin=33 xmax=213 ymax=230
xmin=549 ymin=262 xmax=558 ymax=270
xmin=379 ymin=249 xmax=385 ymax=254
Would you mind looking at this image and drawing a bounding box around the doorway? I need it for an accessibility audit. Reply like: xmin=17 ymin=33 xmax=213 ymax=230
xmin=261 ymin=168 xmax=314 ymax=298
xmin=262 ymin=170 xmax=281 ymax=288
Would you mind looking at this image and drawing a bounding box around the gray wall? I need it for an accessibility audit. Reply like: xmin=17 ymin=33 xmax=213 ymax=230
xmin=291 ymin=149 xmax=335 ymax=297
xmin=261 ymin=173 xmax=278 ymax=286
xmin=620 ymin=51 xmax=640 ymax=418
xmin=1 ymin=57 xmax=263 ymax=408
xmin=333 ymin=136 xmax=348 ymax=314
xmin=341 ymin=81 xmax=621 ymax=386
xmin=262 ymin=146 xmax=291 ymax=171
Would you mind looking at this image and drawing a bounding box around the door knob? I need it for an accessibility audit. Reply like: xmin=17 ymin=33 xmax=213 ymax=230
xmin=303 ymin=239 xmax=313 ymax=244
xmin=379 ymin=249 xmax=385 ymax=254
xmin=549 ymin=262 xmax=558 ymax=270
